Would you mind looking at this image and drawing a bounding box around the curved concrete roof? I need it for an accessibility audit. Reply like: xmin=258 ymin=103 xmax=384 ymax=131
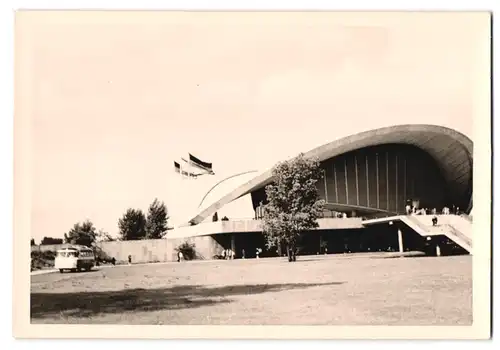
xmin=187 ymin=124 xmax=473 ymax=225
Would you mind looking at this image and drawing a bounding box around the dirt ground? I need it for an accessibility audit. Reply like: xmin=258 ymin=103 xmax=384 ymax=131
xmin=30 ymin=254 xmax=472 ymax=325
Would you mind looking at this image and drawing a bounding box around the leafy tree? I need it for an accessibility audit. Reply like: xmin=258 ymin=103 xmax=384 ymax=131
xmin=118 ymin=208 xmax=147 ymax=241
xmin=145 ymin=198 xmax=169 ymax=239
xmin=261 ymin=153 xmax=325 ymax=262
xmin=96 ymin=229 xmax=116 ymax=242
xmin=63 ymin=220 xmax=97 ymax=247
xmin=30 ymin=238 xmax=35 ymax=246
xmin=40 ymin=236 xmax=63 ymax=245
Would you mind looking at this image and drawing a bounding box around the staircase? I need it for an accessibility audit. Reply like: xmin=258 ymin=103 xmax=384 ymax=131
xmin=403 ymin=215 xmax=472 ymax=254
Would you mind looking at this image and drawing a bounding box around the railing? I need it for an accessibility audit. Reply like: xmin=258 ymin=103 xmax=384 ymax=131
xmin=443 ymin=224 xmax=472 ymax=249
xmin=404 ymin=215 xmax=472 ymax=252
xmin=403 ymin=215 xmax=431 ymax=236
xmin=460 ymin=214 xmax=473 ymax=223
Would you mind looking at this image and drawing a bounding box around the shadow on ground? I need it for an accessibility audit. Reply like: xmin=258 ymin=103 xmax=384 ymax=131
xmin=31 ymin=282 xmax=344 ymax=320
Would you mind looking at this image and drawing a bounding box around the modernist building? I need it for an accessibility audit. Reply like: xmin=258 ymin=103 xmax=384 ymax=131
xmin=169 ymin=124 xmax=473 ymax=260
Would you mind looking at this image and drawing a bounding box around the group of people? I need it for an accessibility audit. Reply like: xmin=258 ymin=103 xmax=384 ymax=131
xmin=322 ymin=211 xmax=348 ymax=219
xmin=405 ymin=203 xmax=461 ymax=216
xmin=404 ymin=200 xmax=465 ymax=228
xmin=219 ymin=247 xmax=264 ymax=260
xmin=221 ymin=248 xmax=235 ymax=260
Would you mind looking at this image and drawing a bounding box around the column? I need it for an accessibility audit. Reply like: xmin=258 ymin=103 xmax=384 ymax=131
xmin=324 ymin=168 xmax=328 ymax=203
xmin=344 ymin=158 xmax=349 ymax=204
xmin=376 ymin=153 xmax=380 ymax=208
xmin=397 ymin=229 xmax=404 ymax=253
xmin=355 ymin=155 xmax=359 ymax=205
xmin=231 ymin=234 xmax=236 ymax=258
xmin=333 ymin=163 xmax=339 ymax=203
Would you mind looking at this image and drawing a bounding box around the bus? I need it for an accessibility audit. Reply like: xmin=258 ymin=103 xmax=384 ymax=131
xmin=55 ymin=245 xmax=95 ymax=273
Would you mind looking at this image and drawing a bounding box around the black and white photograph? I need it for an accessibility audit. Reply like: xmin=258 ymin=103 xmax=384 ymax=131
xmin=12 ymin=9 xmax=491 ymax=340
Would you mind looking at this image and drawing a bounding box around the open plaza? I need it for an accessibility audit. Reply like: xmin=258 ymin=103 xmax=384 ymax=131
xmin=30 ymin=253 xmax=472 ymax=325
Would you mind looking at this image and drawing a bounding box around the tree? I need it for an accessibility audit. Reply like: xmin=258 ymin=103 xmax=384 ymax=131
xmin=118 ymin=208 xmax=147 ymax=240
xmin=145 ymin=198 xmax=169 ymax=239
xmin=40 ymin=237 xmax=63 ymax=245
xmin=64 ymin=220 xmax=97 ymax=247
xmin=96 ymin=229 xmax=116 ymax=242
xmin=261 ymin=153 xmax=325 ymax=262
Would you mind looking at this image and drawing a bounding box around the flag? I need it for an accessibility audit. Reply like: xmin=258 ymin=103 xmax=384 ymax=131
xmin=174 ymin=161 xmax=181 ymax=172
xmin=174 ymin=161 xmax=198 ymax=178
xmin=188 ymin=153 xmax=214 ymax=174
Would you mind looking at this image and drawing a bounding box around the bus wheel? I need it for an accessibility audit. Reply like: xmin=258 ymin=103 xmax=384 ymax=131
xmin=59 ymin=269 xmax=64 ymax=273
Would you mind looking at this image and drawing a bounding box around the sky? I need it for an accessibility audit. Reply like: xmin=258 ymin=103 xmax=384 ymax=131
xmin=18 ymin=11 xmax=487 ymax=242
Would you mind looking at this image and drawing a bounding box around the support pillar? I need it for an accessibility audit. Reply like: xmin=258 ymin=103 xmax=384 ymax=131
xmin=231 ymin=234 xmax=235 ymax=258
xmin=436 ymin=244 xmax=441 ymax=257
xmin=397 ymin=229 xmax=404 ymax=253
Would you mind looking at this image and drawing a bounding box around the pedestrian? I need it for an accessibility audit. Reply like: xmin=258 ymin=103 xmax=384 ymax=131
xmin=405 ymin=204 xmax=411 ymax=215
xmin=177 ymin=250 xmax=183 ymax=262
xmin=128 ymin=255 xmax=132 ymax=265
xmin=432 ymin=216 xmax=438 ymax=226
xmin=111 ymin=257 xmax=116 ymax=266
xmin=241 ymin=248 xmax=246 ymax=259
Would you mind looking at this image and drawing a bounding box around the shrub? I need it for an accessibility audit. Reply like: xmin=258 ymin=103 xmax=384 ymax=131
xmin=175 ymin=241 xmax=198 ymax=260
xmin=31 ymin=250 xmax=56 ymax=270
xmin=92 ymin=246 xmax=116 ymax=264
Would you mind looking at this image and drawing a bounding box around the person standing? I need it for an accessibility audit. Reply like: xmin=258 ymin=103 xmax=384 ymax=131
xmin=432 ymin=216 xmax=438 ymax=226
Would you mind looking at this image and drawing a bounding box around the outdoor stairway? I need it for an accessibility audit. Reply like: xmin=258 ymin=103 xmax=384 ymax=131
xmin=403 ymin=215 xmax=472 ymax=254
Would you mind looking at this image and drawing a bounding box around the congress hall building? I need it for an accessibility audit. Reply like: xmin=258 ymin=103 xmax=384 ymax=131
xmin=164 ymin=124 xmax=473 ymax=260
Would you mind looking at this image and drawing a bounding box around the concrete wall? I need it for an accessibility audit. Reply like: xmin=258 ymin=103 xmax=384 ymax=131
xmin=96 ymin=239 xmax=170 ymax=263
xmin=31 ymin=235 xmax=225 ymax=264
xmin=95 ymin=235 xmax=224 ymax=263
